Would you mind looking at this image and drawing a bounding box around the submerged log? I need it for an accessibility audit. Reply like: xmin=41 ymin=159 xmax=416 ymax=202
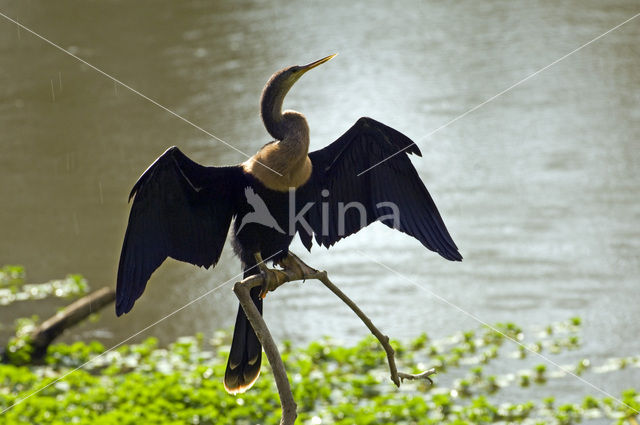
xmin=28 ymin=286 xmax=115 ymax=359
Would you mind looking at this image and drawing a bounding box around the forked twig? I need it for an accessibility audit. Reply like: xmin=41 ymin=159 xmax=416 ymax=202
xmin=233 ymin=257 xmax=434 ymax=424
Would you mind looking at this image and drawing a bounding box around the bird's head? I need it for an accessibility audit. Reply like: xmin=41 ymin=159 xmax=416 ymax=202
xmin=271 ymin=54 xmax=337 ymax=92
xmin=261 ymin=54 xmax=337 ymax=140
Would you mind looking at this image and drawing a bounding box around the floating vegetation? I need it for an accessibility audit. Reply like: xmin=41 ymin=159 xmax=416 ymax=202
xmin=534 ymin=364 xmax=547 ymax=383
xmin=0 ymin=265 xmax=88 ymax=305
xmin=1 ymin=266 xmax=638 ymax=423
xmin=4 ymin=316 xmax=39 ymax=365
xmin=0 ymin=316 xmax=638 ymax=424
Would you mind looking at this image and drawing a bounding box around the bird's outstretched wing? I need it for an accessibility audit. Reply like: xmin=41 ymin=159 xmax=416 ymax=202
xmin=296 ymin=117 xmax=462 ymax=261
xmin=116 ymin=147 xmax=241 ymax=315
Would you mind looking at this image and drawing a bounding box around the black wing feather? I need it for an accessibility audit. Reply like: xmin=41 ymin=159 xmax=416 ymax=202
xmin=297 ymin=117 xmax=462 ymax=261
xmin=116 ymin=147 xmax=240 ymax=315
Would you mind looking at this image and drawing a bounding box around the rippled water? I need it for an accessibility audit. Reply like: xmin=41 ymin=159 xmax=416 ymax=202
xmin=1 ymin=0 xmax=639 ymax=406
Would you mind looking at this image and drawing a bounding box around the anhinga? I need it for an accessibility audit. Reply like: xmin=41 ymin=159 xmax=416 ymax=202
xmin=116 ymin=54 xmax=462 ymax=394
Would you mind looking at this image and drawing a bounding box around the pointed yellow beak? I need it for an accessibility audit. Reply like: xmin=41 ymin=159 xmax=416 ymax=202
xmin=299 ymin=53 xmax=337 ymax=73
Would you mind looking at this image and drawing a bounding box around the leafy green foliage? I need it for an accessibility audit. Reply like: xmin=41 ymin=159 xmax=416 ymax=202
xmin=0 ymin=317 xmax=638 ymax=424
xmin=0 ymin=265 xmax=26 ymax=287
xmin=0 ymin=265 xmax=88 ymax=306
xmin=5 ymin=316 xmax=39 ymax=365
xmin=1 ymin=265 xmax=89 ymax=365
xmin=0 ymin=267 xmax=637 ymax=423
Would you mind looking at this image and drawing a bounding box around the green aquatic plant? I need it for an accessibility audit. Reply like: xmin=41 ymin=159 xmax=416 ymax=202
xmin=0 ymin=302 xmax=638 ymax=425
xmin=1 ymin=263 xmax=636 ymax=424
xmin=0 ymin=265 xmax=25 ymax=287
xmin=0 ymin=265 xmax=88 ymax=306
xmin=534 ymin=364 xmax=547 ymax=383
xmin=4 ymin=316 xmax=38 ymax=365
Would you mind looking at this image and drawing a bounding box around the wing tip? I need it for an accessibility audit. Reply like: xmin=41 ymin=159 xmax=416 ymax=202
xmin=435 ymin=240 xmax=463 ymax=262
xmin=115 ymin=303 xmax=128 ymax=317
xmin=115 ymin=296 xmax=134 ymax=316
xmin=447 ymin=250 xmax=463 ymax=262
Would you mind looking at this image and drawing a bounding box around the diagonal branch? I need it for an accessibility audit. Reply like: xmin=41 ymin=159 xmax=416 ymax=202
xmin=232 ymin=255 xmax=435 ymax=424
xmin=312 ymin=270 xmax=435 ymax=387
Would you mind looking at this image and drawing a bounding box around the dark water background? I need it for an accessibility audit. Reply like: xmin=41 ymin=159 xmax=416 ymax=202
xmin=1 ymin=0 xmax=639 ymax=410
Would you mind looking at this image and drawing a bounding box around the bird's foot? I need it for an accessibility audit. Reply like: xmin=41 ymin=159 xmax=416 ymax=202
xmin=258 ymin=268 xmax=288 ymax=299
xmin=276 ymin=251 xmax=318 ymax=280
xmin=253 ymin=252 xmax=288 ymax=299
xmin=251 ymin=252 xmax=317 ymax=298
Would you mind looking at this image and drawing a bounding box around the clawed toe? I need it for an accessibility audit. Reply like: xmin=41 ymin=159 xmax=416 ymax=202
xmin=259 ymin=268 xmax=287 ymax=298
xmin=277 ymin=252 xmax=317 ymax=278
xmin=252 ymin=251 xmax=316 ymax=298
xmin=259 ymin=270 xmax=269 ymax=299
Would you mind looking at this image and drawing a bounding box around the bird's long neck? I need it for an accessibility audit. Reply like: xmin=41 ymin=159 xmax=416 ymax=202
xmin=260 ymin=78 xmax=289 ymax=141
xmin=260 ymin=75 xmax=310 ymax=161
xmin=245 ymin=77 xmax=311 ymax=191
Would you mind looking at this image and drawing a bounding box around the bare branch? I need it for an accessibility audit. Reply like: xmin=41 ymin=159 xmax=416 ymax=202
xmin=30 ymin=287 xmax=115 ymax=359
xmin=233 ymin=254 xmax=434 ymax=423
xmin=233 ymin=274 xmax=297 ymax=425
xmin=398 ymin=368 xmax=437 ymax=384
xmin=313 ymin=270 xmax=435 ymax=387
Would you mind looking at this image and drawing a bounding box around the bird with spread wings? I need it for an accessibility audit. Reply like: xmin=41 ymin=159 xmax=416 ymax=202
xmin=116 ymin=54 xmax=462 ymax=394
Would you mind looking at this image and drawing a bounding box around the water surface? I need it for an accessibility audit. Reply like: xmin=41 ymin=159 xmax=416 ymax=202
xmin=1 ymin=0 xmax=639 ymax=406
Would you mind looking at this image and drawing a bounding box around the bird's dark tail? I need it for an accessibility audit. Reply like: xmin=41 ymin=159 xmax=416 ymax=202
xmin=224 ymin=263 xmax=263 ymax=394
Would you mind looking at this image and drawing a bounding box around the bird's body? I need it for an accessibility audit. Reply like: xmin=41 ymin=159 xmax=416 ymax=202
xmin=233 ymin=173 xmax=294 ymax=265
xmin=116 ymin=54 xmax=462 ymax=394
